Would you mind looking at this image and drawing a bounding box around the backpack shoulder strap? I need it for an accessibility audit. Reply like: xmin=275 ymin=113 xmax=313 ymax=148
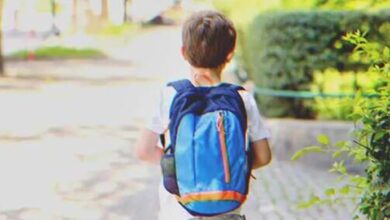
xmin=167 ymin=79 xmax=194 ymax=93
xmin=218 ymin=82 xmax=245 ymax=92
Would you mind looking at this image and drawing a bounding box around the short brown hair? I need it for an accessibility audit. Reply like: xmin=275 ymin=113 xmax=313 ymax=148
xmin=182 ymin=11 xmax=236 ymax=68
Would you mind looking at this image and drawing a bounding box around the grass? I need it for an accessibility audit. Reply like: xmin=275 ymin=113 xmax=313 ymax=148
xmin=8 ymin=46 xmax=105 ymax=60
xmin=90 ymin=23 xmax=140 ymax=37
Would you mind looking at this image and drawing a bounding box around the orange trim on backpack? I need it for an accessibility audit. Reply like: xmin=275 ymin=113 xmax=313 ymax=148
xmin=178 ymin=191 xmax=246 ymax=205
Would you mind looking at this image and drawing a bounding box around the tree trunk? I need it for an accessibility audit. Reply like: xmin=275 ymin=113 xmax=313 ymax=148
xmin=72 ymin=0 xmax=78 ymax=31
xmin=101 ymin=0 xmax=109 ymax=21
xmin=0 ymin=0 xmax=4 ymax=76
xmin=85 ymin=0 xmax=99 ymax=31
xmin=123 ymin=0 xmax=128 ymax=23
xmin=51 ymin=0 xmax=56 ymax=17
xmin=14 ymin=10 xmax=19 ymax=31
xmin=51 ymin=0 xmax=60 ymax=35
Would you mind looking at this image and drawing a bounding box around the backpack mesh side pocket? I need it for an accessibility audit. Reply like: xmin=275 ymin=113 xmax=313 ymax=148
xmin=161 ymin=154 xmax=179 ymax=195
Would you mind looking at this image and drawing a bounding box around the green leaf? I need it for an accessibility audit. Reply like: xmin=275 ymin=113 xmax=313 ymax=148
xmin=330 ymin=161 xmax=348 ymax=175
xmin=297 ymin=195 xmax=321 ymax=209
xmin=350 ymin=175 xmax=367 ymax=187
xmin=291 ymin=146 xmax=324 ymax=161
xmin=338 ymin=164 xmax=348 ymax=175
xmin=339 ymin=185 xmax=350 ymax=195
xmin=309 ymin=195 xmax=321 ymax=203
xmin=317 ymin=134 xmax=330 ymax=145
xmin=291 ymin=150 xmax=305 ymax=161
xmin=325 ymin=188 xmax=336 ymax=196
xmin=332 ymin=150 xmax=343 ymax=159
xmin=335 ymin=141 xmax=347 ymax=148
xmin=304 ymin=146 xmax=324 ymax=153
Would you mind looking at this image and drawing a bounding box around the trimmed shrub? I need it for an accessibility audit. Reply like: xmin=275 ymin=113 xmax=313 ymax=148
xmin=244 ymin=10 xmax=390 ymax=118
xmin=311 ymin=69 xmax=381 ymax=120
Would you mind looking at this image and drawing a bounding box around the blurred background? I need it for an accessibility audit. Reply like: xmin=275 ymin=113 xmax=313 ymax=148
xmin=0 ymin=0 xmax=389 ymax=220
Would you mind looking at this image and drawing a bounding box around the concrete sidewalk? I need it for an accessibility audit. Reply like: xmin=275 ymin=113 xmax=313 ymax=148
xmin=0 ymin=76 xmax=356 ymax=220
xmin=0 ymin=25 xmax=356 ymax=220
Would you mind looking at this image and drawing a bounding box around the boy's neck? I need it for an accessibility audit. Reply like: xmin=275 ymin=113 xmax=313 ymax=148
xmin=190 ymin=66 xmax=223 ymax=86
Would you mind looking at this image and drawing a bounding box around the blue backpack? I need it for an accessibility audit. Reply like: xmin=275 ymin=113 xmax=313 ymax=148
xmin=160 ymin=79 xmax=253 ymax=217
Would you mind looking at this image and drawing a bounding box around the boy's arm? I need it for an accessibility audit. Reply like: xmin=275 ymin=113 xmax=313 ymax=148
xmin=251 ymin=138 xmax=272 ymax=169
xmin=135 ymin=128 xmax=163 ymax=164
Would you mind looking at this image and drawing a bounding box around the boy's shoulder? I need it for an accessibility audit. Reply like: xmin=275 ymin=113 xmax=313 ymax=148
xmin=161 ymin=79 xmax=253 ymax=102
xmin=165 ymin=79 xmax=247 ymax=91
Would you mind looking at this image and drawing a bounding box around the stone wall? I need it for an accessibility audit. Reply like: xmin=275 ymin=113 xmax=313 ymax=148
xmin=266 ymin=119 xmax=364 ymax=173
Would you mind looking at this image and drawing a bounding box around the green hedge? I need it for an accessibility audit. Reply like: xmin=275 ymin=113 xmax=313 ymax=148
xmin=244 ymin=10 xmax=390 ymax=118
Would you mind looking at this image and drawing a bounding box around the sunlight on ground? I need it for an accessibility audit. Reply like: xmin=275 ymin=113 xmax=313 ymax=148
xmin=0 ymin=79 xmax=160 ymax=219
xmin=0 ymin=4 xmax=356 ymax=218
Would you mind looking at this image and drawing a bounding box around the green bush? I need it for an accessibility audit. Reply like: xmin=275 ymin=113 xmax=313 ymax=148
xmin=292 ymin=31 xmax=390 ymax=220
xmin=244 ymin=10 xmax=390 ymax=118
xmin=311 ymin=69 xmax=380 ymax=120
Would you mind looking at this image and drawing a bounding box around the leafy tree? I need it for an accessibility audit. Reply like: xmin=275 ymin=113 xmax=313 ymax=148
xmin=292 ymin=31 xmax=390 ymax=219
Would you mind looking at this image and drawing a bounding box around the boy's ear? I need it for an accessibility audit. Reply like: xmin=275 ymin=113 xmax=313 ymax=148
xmin=181 ymin=47 xmax=188 ymax=60
xmin=226 ymin=51 xmax=235 ymax=63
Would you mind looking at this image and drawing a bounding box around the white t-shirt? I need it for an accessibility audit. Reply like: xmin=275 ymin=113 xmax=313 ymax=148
xmin=147 ymin=81 xmax=271 ymax=220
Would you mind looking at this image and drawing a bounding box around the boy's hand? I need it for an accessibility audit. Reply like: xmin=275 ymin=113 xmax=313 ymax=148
xmin=135 ymin=129 xmax=163 ymax=164
xmin=251 ymin=139 xmax=272 ymax=169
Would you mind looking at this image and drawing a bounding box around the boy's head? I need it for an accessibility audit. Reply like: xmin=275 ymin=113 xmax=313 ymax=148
xmin=182 ymin=11 xmax=236 ymax=69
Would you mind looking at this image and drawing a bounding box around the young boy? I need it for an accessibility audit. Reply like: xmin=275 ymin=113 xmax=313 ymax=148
xmin=135 ymin=10 xmax=271 ymax=220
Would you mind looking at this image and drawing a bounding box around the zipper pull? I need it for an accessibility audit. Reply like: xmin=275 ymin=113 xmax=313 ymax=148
xmin=216 ymin=111 xmax=221 ymax=132
xmin=217 ymin=111 xmax=224 ymax=132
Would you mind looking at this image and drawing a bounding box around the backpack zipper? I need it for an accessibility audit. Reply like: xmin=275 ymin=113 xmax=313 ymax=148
xmin=217 ymin=111 xmax=231 ymax=183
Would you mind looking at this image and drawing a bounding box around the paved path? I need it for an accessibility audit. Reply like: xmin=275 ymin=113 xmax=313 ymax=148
xmin=0 ymin=25 xmax=356 ymax=220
